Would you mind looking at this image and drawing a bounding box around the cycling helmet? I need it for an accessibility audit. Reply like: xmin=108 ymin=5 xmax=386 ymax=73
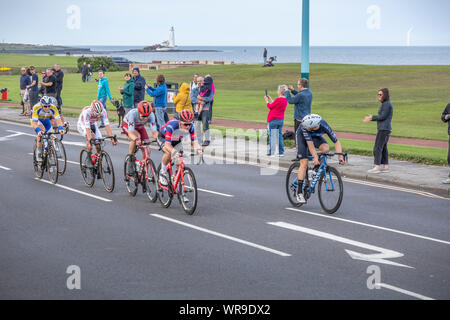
xmin=137 ymin=101 xmax=152 ymax=116
xmin=48 ymin=96 xmax=58 ymax=106
xmin=40 ymin=96 xmax=52 ymax=106
xmin=91 ymin=100 xmax=103 ymax=116
xmin=179 ymin=110 xmax=194 ymax=123
xmin=302 ymin=114 xmax=322 ymax=129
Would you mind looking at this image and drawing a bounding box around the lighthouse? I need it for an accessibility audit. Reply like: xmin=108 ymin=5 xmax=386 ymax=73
xmin=169 ymin=26 xmax=175 ymax=48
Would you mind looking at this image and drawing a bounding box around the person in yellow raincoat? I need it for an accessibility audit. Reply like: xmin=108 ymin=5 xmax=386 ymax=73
xmin=173 ymin=82 xmax=193 ymax=114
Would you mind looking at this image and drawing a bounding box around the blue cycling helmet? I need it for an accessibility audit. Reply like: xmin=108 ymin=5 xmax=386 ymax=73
xmin=40 ymin=96 xmax=52 ymax=106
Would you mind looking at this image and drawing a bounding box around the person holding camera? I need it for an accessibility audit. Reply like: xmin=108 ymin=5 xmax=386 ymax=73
xmin=442 ymin=103 xmax=450 ymax=184
xmin=265 ymin=85 xmax=288 ymax=157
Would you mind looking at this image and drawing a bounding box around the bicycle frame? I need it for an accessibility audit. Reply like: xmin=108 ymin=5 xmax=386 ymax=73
xmin=134 ymin=143 xmax=152 ymax=183
xmin=159 ymin=153 xmax=186 ymax=195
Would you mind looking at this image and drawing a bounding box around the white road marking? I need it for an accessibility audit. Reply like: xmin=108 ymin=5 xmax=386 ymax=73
xmin=35 ymin=178 xmax=112 ymax=202
xmin=377 ymin=283 xmax=434 ymax=300
xmin=198 ymin=188 xmax=234 ymax=197
xmin=28 ymin=153 xmax=79 ymax=166
xmin=343 ymin=177 xmax=449 ymax=200
xmin=0 ymin=165 xmax=11 ymax=171
xmin=286 ymin=208 xmax=450 ymax=246
xmin=268 ymin=221 xmax=413 ymax=268
xmin=150 ymin=214 xmax=291 ymax=257
xmin=6 ymin=129 xmax=35 ymax=137
xmin=0 ymin=132 xmax=25 ymax=141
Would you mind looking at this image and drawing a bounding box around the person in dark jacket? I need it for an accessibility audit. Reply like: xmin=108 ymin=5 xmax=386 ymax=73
xmin=286 ymin=78 xmax=313 ymax=137
xmin=364 ymin=88 xmax=394 ymax=174
xmin=81 ymin=62 xmax=88 ymax=82
xmin=54 ymin=64 xmax=64 ymax=106
xmin=132 ymin=67 xmax=146 ymax=108
xmin=27 ymin=66 xmax=39 ymax=108
xmin=442 ymin=103 xmax=450 ymax=184
xmin=19 ymin=67 xmax=31 ymax=116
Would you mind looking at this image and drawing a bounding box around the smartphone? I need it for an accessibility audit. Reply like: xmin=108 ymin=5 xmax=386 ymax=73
xmin=265 ymin=90 xmax=268 ymax=97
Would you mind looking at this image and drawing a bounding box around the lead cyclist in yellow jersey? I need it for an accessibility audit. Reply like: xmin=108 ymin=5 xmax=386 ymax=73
xmin=30 ymin=96 xmax=65 ymax=159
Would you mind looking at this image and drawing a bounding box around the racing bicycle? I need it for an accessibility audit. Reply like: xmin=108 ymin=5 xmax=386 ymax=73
xmin=33 ymin=132 xmax=59 ymax=184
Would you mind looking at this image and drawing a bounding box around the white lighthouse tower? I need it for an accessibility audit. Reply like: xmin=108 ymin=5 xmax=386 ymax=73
xmin=169 ymin=26 xmax=175 ymax=48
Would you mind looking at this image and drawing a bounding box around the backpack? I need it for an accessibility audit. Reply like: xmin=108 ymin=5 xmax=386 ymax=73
xmin=283 ymin=131 xmax=296 ymax=140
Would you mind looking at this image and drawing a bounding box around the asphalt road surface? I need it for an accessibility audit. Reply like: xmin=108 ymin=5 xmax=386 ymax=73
xmin=0 ymin=120 xmax=449 ymax=300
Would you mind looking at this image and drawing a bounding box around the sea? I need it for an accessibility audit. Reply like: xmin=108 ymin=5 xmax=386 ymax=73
xmin=69 ymin=46 xmax=450 ymax=65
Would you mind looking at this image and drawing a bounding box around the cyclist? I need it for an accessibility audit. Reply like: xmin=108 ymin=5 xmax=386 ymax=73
xmin=122 ymin=100 xmax=158 ymax=174
xmin=30 ymin=96 xmax=65 ymax=160
xmin=159 ymin=109 xmax=203 ymax=186
xmin=77 ymin=100 xmax=117 ymax=158
xmin=296 ymin=114 xmax=345 ymax=204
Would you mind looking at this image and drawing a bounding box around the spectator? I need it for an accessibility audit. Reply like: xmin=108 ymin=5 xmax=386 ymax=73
xmin=442 ymin=103 xmax=450 ymax=184
xmin=54 ymin=64 xmax=64 ymax=107
xmin=39 ymin=68 xmax=57 ymax=98
xmin=119 ymin=73 xmax=135 ymax=114
xmin=363 ymin=88 xmax=394 ymax=174
xmin=191 ymin=76 xmax=201 ymax=117
xmin=19 ymin=67 xmax=31 ymax=116
xmin=81 ymin=62 xmax=88 ymax=82
xmin=87 ymin=64 xmax=93 ymax=82
xmin=99 ymin=64 xmax=106 ymax=73
xmin=190 ymin=73 xmax=199 ymax=92
xmin=145 ymin=74 xmax=167 ymax=130
xmin=286 ymin=78 xmax=313 ymax=137
xmin=97 ymin=70 xmax=113 ymax=128
xmin=263 ymin=48 xmax=268 ymax=66
xmin=173 ymin=82 xmax=192 ymax=114
xmin=265 ymin=85 xmax=288 ymax=157
xmin=196 ymin=76 xmax=214 ymax=147
xmin=27 ymin=66 xmax=39 ymax=108
xmin=132 ymin=67 xmax=146 ymax=108
xmin=205 ymin=75 xmax=215 ymax=122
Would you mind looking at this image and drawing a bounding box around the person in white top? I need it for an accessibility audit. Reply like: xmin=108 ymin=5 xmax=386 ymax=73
xmin=77 ymin=100 xmax=117 ymax=154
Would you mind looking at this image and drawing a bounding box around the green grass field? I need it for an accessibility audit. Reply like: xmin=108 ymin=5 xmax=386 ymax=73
xmin=1 ymin=54 xmax=448 ymax=141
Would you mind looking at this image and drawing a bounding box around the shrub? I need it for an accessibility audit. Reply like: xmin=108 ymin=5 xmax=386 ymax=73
xmin=77 ymin=56 xmax=121 ymax=73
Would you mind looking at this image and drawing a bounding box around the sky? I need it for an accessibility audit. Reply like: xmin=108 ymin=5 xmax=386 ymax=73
xmin=0 ymin=0 xmax=449 ymax=46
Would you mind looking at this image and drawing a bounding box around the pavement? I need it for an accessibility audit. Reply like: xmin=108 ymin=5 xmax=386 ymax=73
xmin=1 ymin=107 xmax=448 ymax=197
xmin=0 ymin=119 xmax=449 ymax=300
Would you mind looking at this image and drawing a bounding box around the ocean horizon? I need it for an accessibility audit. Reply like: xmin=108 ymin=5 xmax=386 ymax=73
xmin=68 ymin=45 xmax=450 ymax=65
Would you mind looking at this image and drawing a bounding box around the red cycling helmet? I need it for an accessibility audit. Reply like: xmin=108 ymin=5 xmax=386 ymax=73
xmin=137 ymin=101 xmax=152 ymax=116
xmin=91 ymin=100 xmax=103 ymax=116
xmin=179 ymin=110 xmax=194 ymax=123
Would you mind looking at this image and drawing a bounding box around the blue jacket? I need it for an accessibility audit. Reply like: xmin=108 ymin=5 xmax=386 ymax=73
xmin=133 ymin=75 xmax=146 ymax=104
xmin=20 ymin=74 xmax=31 ymax=90
xmin=190 ymin=86 xmax=200 ymax=104
xmin=146 ymin=83 xmax=167 ymax=108
xmin=285 ymin=88 xmax=313 ymax=121
xmin=97 ymin=77 xmax=112 ymax=100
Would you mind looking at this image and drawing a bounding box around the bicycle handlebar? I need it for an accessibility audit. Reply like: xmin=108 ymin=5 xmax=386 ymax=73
xmin=89 ymin=135 xmax=117 ymax=144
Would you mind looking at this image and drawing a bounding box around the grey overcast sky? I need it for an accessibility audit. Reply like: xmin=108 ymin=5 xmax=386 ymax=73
xmin=0 ymin=0 xmax=449 ymax=46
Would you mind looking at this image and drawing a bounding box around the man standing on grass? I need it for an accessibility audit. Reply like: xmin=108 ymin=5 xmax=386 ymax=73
xmin=97 ymin=70 xmax=113 ymax=128
xmin=132 ymin=67 xmax=146 ymax=108
xmin=19 ymin=67 xmax=31 ymax=116
xmin=285 ymin=78 xmax=313 ymax=141
xmin=442 ymin=103 xmax=450 ymax=184
xmin=27 ymin=66 xmax=39 ymax=108
xmin=54 ymin=64 xmax=64 ymax=108
xmin=81 ymin=62 xmax=88 ymax=83
xmin=39 ymin=68 xmax=57 ymax=98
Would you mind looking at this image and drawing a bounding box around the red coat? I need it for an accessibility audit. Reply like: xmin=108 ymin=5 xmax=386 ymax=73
xmin=267 ymin=97 xmax=287 ymax=123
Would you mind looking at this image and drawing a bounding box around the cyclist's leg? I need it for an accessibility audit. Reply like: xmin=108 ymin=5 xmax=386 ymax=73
xmin=92 ymin=123 xmax=102 ymax=154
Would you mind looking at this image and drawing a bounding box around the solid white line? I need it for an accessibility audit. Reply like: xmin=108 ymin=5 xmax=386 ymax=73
xmin=198 ymin=188 xmax=234 ymax=197
xmin=286 ymin=208 xmax=450 ymax=245
xmin=35 ymin=178 xmax=112 ymax=202
xmin=0 ymin=165 xmax=11 ymax=171
xmin=150 ymin=214 xmax=291 ymax=257
xmin=378 ymin=283 xmax=434 ymax=300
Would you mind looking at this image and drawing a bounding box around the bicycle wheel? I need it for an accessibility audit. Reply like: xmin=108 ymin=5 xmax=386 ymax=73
xmin=144 ymin=159 xmax=158 ymax=202
xmin=79 ymin=149 xmax=95 ymax=187
xmin=318 ymin=166 xmax=344 ymax=214
xmin=100 ymin=151 xmax=115 ymax=193
xmin=124 ymin=154 xmax=138 ymax=196
xmin=53 ymin=138 xmax=67 ymax=176
xmin=33 ymin=141 xmax=44 ymax=179
xmin=178 ymin=167 xmax=198 ymax=215
xmin=286 ymin=162 xmax=303 ymax=207
xmin=157 ymin=163 xmax=173 ymax=208
xmin=47 ymin=145 xmax=59 ymax=184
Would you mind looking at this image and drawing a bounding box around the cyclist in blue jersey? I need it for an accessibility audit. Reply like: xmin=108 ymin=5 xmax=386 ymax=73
xmin=158 ymin=110 xmax=203 ymax=186
xmin=296 ymin=114 xmax=345 ymax=203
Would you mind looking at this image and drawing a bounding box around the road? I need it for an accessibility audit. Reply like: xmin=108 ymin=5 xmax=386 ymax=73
xmin=0 ymin=120 xmax=449 ymax=300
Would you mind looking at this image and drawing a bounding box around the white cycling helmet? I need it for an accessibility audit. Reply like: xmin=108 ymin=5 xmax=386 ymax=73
xmin=302 ymin=114 xmax=322 ymax=129
xmin=40 ymin=96 xmax=52 ymax=106
xmin=91 ymin=100 xmax=103 ymax=116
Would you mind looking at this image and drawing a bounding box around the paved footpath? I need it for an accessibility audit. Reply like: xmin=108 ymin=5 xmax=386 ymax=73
xmin=0 ymin=107 xmax=448 ymax=197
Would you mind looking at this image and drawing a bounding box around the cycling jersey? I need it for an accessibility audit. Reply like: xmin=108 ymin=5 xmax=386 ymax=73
xmin=123 ymin=108 xmax=157 ymax=132
xmin=31 ymin=103 xmax=60 ymax=122
xmin=160 ymin=120 xmax=197 ymax=143
xmin=78 ymin=106 xmax=110 ymax=128
xmin=299 ymin=120 xmax=338 ymax=144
